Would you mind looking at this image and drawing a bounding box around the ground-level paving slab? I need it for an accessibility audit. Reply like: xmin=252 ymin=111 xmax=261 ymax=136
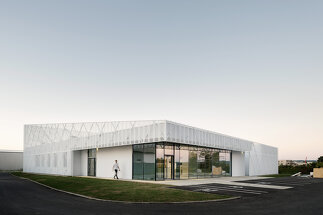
xmin=172 ymin=176 xmax=323 ymax=199
xmin=171 ymin=183 xmax=277 ymax=197
xmin=170 ymin=177 xmax=323 ymax=200
xmin=84 ymin=175 xmax=294 ymax=190
xmin=239 ymin=176 xmax=323 ymax=187
xmin=132 ymin=176 xmax=292 ymax=190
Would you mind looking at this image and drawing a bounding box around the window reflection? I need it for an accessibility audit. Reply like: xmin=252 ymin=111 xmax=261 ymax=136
xmin=144 ymin=144 xmax=155 ymax=180
xmin=133 ymin=144 xmax=144 ymax=180
xmin=189 ymin=146 xmax=197 ymax=178
xmin=155 ymin=143 xmax=164 ymax=180
xmin=174 ymin=144 xmax=180 ymax=179
xmin=133 ymin=142 xmax=232 ymax=180
xmin=179 ymin=145 xmax=188 ymax=179
xmin=204 ymin=149 xmax=212 ymax=178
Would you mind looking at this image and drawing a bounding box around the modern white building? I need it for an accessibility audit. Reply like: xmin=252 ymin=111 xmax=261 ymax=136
xmin=23 ymin=120 xmax=278 ymax=180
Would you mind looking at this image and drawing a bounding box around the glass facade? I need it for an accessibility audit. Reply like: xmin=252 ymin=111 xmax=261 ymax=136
xmin=133 ymin=144 xmax=156 ymax=180
xmin=143 ymin=144 xmax=155 ymax=180
xmin=179 ymin=145 xmax=189 ymax=179
xmin=189 ymin=147 xmax=198 ymax=178
xmin=133 ymin=142 xmax=232 ymax=180
xmin=155 ymin=143 xmax=164 ymax=180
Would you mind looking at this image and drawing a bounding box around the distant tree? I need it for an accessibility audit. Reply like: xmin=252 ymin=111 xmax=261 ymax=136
xmin=315 ymin=156 xmax=323 ymax=168
xmin=310 ymin=162 xmax=317 ymax=169
xmin=318 ymin=156 xmax=323 ymax=163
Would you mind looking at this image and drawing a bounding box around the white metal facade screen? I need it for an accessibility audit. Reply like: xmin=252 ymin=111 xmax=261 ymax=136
xmin=24 ymin=120 xmax=278 ymax=176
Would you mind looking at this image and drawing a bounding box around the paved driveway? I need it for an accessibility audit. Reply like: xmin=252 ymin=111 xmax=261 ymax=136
xmin=238 ymin=176 xmax=323 ymax=187
xmin=172 ymin=183 xmax=277 ymax=197
xmin=0 ymin=173 xmax=323 ymax=215
xmin=173 ymin=177 xmax=323 ymax=198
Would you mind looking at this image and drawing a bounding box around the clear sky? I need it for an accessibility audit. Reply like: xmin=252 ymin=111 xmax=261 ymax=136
xmin=0 ymin=0 xmax=322 ymax=160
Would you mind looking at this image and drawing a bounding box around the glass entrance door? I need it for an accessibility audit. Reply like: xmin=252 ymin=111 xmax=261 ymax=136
xmin=88 ymin=149 xmax=96 ymax=176
xmin=164 ymin=155 xmax=173 ymax=179
xmin=88 ymin=158 xmax=96 ymax=176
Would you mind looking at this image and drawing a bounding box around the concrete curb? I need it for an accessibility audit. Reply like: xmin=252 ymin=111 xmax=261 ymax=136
xmin=11 ymin=173 xmax=240 ymax=204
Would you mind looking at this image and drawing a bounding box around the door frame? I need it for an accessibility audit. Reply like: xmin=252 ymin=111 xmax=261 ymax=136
xmin=87 ymin=158 xmax=96 ymax=176
xmin=164 ymin=155 xmax=174 ymax=180
xmin=87 ymin=149 xmax=96 ymax=176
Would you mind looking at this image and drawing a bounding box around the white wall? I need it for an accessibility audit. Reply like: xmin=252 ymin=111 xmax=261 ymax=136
xmin=80 ymin=150 xmax=87 ymax=176
xmin=245 ymin=151 xmax=250 ymax=176
xmin=0 ymin=151 xmax=23 ymax=170
xmin=23 ymin=150 xmax=71 ymax=176
xmin=72 ymin=150 xmax=90 ymax=176
xmin=232 ymin=151 xmax=245 ymax=176
xmin=96 ymin=146 xmax=132 ymax=179
xmin=248 ymin=143 xmax=278 ymax=176
xmin=72 ymin=151 xmax=81 ymax=176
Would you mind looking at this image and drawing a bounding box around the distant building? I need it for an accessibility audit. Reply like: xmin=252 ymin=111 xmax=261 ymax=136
xmin=0 ymin=150 xmax=23 ymax=170
xmin=279 ymin=160 xmax=313 ymax=166
xmin=313 ymin=168 xmax=323 ymax=178
xmin=279 ymin=160 xmax=295 ymax=166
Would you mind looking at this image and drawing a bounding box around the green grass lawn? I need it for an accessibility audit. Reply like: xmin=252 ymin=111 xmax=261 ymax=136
xmin=12 ymin=172 xmax=229 ymax=202
xmin=260 ymin=174 xmax=292 ymax=178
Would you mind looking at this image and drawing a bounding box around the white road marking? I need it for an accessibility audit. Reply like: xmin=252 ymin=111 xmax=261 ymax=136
xmin=192 ymin=185 xmax=269 ymax=195
xmin=254 ymin=181 xmax=311 ymax=186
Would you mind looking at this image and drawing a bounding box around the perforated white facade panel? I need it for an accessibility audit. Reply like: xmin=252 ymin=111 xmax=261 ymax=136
xmin=165 ymin=121 xmax=252 ymax=151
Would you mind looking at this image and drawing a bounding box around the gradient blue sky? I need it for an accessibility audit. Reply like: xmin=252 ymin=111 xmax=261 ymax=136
xmin=0 ymin=0 xmax=322 ymax=160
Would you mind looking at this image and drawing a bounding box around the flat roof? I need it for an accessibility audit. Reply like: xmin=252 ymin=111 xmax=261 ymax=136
xmin=0 ymin=150 xmax=23 ymax=153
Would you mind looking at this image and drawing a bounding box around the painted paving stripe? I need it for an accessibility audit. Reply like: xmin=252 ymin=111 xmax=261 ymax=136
xmin=196 ymin=185 xmax=268 ymax=193
xmin=256 ymin=182 xmax=310 ymax=186
xmin=193 ymin=187 xmax=265 ymax=195
xmin=191 ymin=185 xmax=268 ymax=195
xmin=192 ymin=184 xmax=269 ymax=191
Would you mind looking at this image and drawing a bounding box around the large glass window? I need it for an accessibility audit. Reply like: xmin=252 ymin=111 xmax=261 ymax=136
xmin=197 ymin=149 xmax=205 ymax=178
xmin=224 ymin=150 xmax=231 ymax=176
xmin=165 ymin=143 xmax=174 ymax=155
xmin=133 ymin=144 xmax=144 ymax=179
xmin=174 ymin=144 xmax=180 ymax=179
xmin=203 ymin=148 xmax=213 ymax=178
xmin=133 ymin=142 xmax=231 ymax=180
xmin=133 ymin=144 xmax=156 ymax=180
xmin=156 ymin=143 xmax=164 ymax=180
xmin=179 ymin=145 xmax=189 ymax=179
xmin=188 ymin=146 xmax=198 ymax=178
xmin=205 ymin=149 xmax=214 ymax=177
xmin=212 ymin=149 xmax=221 ymax=176
xmin=219 ymin=150 xmax=231 ymax=176
xmin=144 ymin=144 xmax=155 ymax=180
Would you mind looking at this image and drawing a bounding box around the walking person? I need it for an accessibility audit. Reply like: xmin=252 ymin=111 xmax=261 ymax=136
xmin=113 ymin=160 xmax=120 ymax=179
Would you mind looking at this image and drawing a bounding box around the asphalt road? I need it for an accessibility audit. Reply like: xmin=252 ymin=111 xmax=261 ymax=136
xmin=1 ymin=173 xmax=323 ymax=215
